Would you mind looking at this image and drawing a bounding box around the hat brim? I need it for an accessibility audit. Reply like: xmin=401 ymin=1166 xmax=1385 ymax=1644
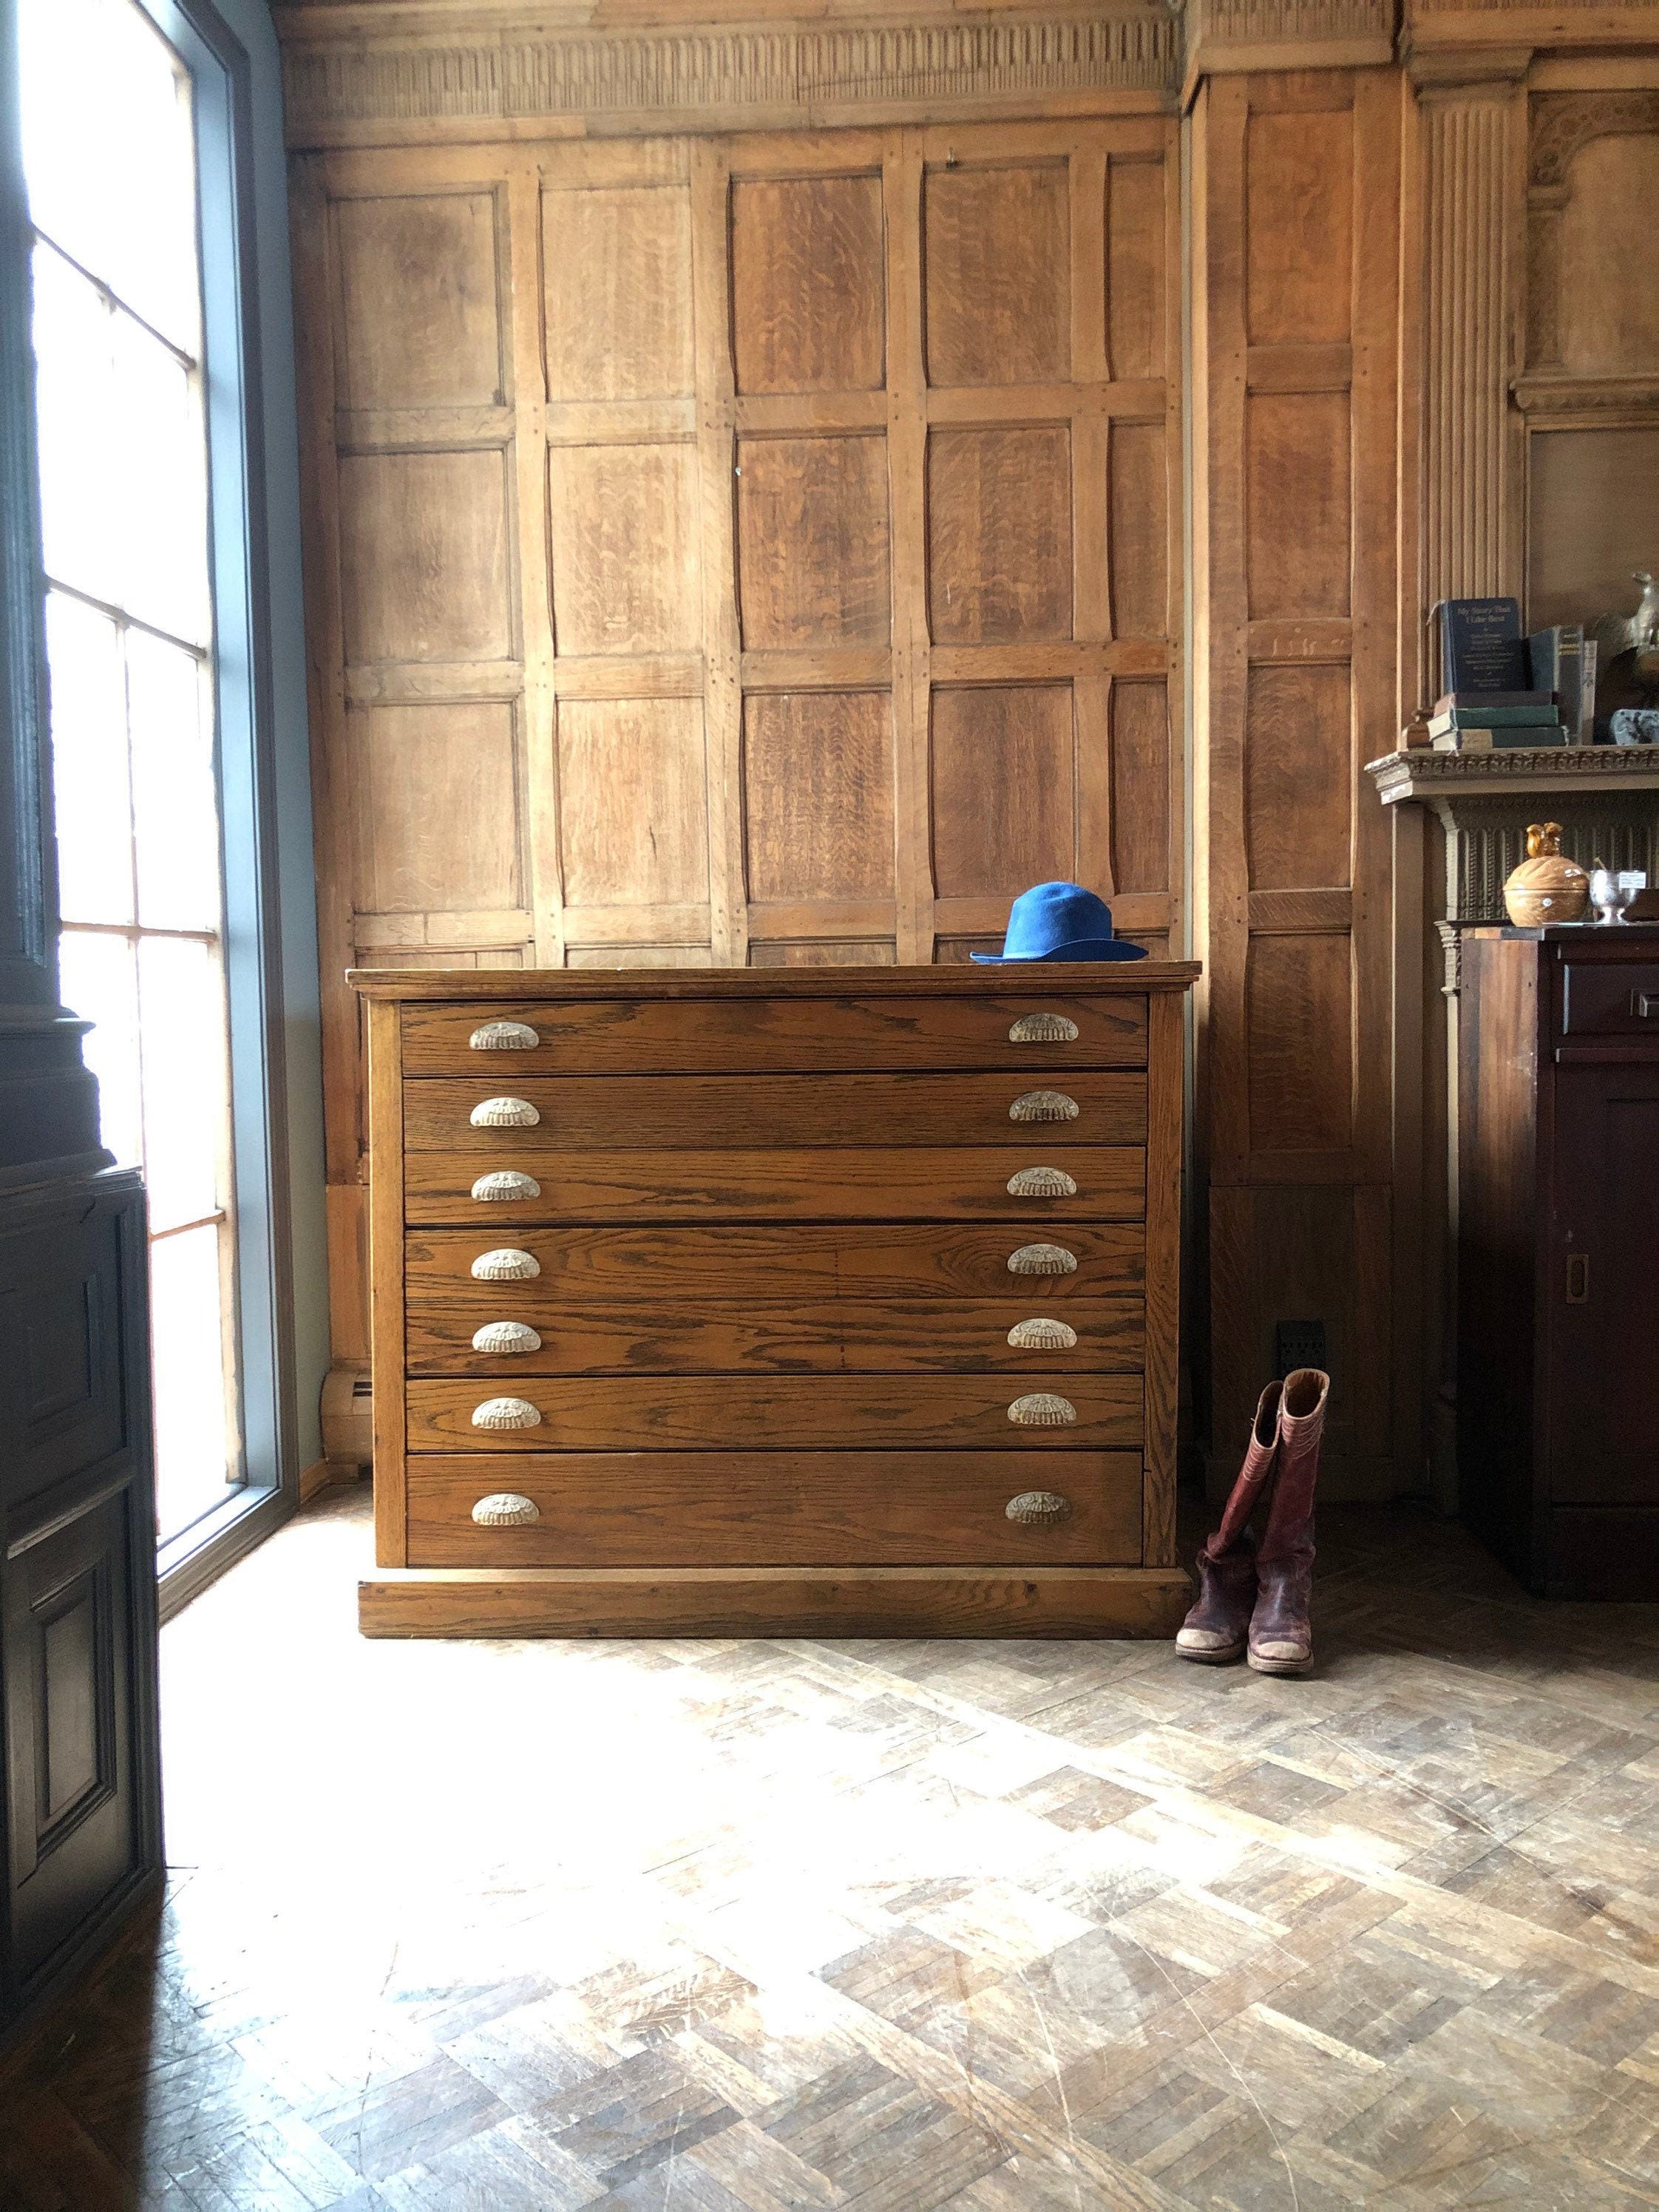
xmin=970 ymin=937 xmax=1150 ymax=963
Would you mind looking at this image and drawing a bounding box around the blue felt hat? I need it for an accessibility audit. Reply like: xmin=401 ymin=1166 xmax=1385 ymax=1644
xmin=971 ymin=881 xmax=1148 ymax=963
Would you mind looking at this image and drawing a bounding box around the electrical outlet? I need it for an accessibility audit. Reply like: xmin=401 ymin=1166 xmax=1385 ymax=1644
xmin=1275 ymin=1320 xmax=1327 ymax=1378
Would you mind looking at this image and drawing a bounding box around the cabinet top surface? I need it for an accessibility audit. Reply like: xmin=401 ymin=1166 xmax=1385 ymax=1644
xmin=1462 ymin=923 xmax=1659 ymax=946
xmin=348 ymin=963 xmax=1202 ymax=1002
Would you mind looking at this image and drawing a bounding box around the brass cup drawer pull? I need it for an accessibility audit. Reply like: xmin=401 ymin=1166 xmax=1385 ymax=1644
xmin=1010 ymin=1089 xmax=1079 ymax=1124
xmin=1007 ymin=1166 xmax=1076 ymax=1199
xmin=1008 ymin=1013 xmax=1079 ymax=1044
xmin=471 ymin=1247 xmax=540 ymax=1280
xmin=1008 ymin=1242 xmax=1077 ymax=1276
xmin=469 ymin=1020 xmax=540 ymax=1051
xmin=1008 ymin=1391 xmax=1078 ymax=1427
xmin=1008 ymin=1317 xmax=1077 ymax=1350
xmin=1006 ymin=1490 xmax=1074 ymax=1527
xmin=471 ymin=1396 xmax=543 ymax=1431
xmin=472 ymin=1170 xmax=541 ymax=1202
xmin=472 ymin=1321 xmax=542 ymax=1354
xmin=470 ymin=1096 xmax=540 ymax=1128
xmin=472 ymin=1492 xmax=540 ymax=1526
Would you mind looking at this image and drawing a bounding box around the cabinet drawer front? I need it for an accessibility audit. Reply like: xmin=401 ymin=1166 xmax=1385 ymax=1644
xmin=405 ymin=1295 xmax=1146 ymax=1376
xmin=407 ymin=1451 xmax=1144 ymax=1566
xmin=405 ymin=1144 xmax=1145 ymax=1226
xmin=1560 ymin=960 xmax=1659 ymax=1040
xmin=408 ymin=1223 xmax=1144 ymax=1303
xmin=407 ymin=1374 xmax=1143 ymax=1451
xmin=405 ymin=1071 xmax=1147 ymax=1152
xmin=402 ymin=994 xmax=1149 ymax=1075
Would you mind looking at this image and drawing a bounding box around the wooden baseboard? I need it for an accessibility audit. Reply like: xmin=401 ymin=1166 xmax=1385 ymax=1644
xmin=358 ymin=1563 xmax=1192 ymax=1639
xmin=299 ymin=1458 xmax=364 ymax=1504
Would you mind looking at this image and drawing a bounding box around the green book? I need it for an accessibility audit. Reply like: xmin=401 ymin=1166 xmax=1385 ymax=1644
xmin=1433 ymin=726 xmax=1569 ymax=753
xmin=1428 ymin=705 xmax=1567 ymax=735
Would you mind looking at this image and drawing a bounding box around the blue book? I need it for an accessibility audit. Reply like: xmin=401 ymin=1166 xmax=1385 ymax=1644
xmin=1437 ymin=598 xmax=1527 ymax=695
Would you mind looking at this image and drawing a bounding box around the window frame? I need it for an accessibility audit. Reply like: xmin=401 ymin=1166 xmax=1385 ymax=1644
xmin=28 ymin=0 xmax=303 ymax=1602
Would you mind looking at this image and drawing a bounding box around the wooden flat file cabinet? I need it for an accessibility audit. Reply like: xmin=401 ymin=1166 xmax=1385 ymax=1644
xmin=351 ymin=964 xmax=1198 ymax=1637
xmin=1459 ymin=924 xmax=1659 ymax=1599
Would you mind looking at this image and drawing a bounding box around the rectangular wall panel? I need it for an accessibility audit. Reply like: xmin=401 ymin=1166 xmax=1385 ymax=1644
xmin=1195 ymin=72 xmax=1400 ymax=1498
xmin=297 ymin=119 xmax=1181 ymax=1363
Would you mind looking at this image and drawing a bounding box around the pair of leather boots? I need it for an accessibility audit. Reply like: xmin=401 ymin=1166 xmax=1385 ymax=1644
xmin=1176 ymin=1368 xmax=1330 ymax=1675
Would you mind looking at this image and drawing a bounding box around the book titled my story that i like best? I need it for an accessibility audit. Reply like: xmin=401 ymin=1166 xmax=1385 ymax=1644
xmin=1435 ymin=597 xmax=1528 ymax=696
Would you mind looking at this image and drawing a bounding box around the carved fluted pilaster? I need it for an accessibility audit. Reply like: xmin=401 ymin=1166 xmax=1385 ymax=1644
xmin=1418 ymin=77 xmax=1526 ymax=625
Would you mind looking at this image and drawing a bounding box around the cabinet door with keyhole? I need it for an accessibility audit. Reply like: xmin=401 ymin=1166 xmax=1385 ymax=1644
xmin=1548 ymin=1065 xmax=1659 ymax=1506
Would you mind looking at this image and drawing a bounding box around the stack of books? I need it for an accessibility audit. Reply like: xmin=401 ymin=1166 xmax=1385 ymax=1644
xmin=1428 ymin=692 xmax=1564 ymax=753
xmin=1428 ymin=597 xmax=1596 ymax=752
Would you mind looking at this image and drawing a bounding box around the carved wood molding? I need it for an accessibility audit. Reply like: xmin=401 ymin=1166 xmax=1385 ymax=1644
xmin=277 ymin=10 xmax=1184 ymax=140
xmin=1530 ymin=86 xmax=1659 ymax=186
xmin=1367 ymin=744 xmax=1659 ymax=804
xmin=1418 ymin=81 xmax=1521 ymax=632
xmin=1527 ymin=91 xmax=1659 ymax=374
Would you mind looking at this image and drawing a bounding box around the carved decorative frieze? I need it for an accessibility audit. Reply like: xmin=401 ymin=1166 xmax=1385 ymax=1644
xmin=1528 ymin=92 xmax=1659 ymax=373
xmin=279 ymin=12 xmax=1183 ymax=139
xmin=1530 ymin=87 xmax=1659 ymax=189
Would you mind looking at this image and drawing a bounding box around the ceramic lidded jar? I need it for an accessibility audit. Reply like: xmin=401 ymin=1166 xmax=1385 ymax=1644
xmin=1503 ymin=822 xmax=1590 ymax=926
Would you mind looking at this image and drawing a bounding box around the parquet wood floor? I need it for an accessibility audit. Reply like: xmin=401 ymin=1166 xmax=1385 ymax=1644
xmin=3 ymin=1487 xmax=1659 ymax=2209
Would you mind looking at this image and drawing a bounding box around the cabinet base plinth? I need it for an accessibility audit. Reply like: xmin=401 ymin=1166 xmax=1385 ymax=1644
xmin=359 ymin=1563 xmax=1192 ymax=1639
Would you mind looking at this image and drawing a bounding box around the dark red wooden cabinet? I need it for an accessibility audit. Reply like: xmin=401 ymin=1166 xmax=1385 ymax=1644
xmin=1459 ymin=923 xmax=1659 ymax=1598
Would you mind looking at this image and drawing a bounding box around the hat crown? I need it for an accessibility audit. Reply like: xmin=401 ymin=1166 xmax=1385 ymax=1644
xmin=1004 ymin=881 xmax=1114 ymax=957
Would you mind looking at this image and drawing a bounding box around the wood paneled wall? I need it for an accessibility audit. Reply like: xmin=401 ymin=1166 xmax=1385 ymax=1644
xmin=293 ymin=121 xmax=1184 ymax=1357
xmin=1192 ymin=69 xmax=1404 ymax=1496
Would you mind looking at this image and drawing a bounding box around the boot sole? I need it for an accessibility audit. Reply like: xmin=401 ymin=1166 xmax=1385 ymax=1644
xmin=1175 ymin=1641 xmax=1246 ymax=1665
xmin=1247 ymin=1651 xmax=1313 ymax=1676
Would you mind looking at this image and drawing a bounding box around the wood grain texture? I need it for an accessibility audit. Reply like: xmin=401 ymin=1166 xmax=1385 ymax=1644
xmin=403 ymin=1144 xmax=1147 ymax=1224
xmin=406 ymin=1375 xmax=1144 ymax=1453
xmin=544 ymin=180 xmax=694 ymax=402
xmin=1141 ymin=988 xmax=1181 ymax=1566
xmin=1107 ymin=418 xmax=1167 ymax=641
xmin=339 ymin=449 xmax=513 ymax=665
xmin=370 ymin=963 xmax=1191 ymax=1003
xmin=549 ymin=443 xmax=701 ymax=656
xmin=927 ymin=427 xmax=1072 ymax=643
xmin=307 ymin=121 xmax=1183 ymax=1394
xmin=401 ymin=1068 xmax=1149 ymax=1150
xmin=361 ymin=1560 xmax=1191 ymax=1637
xmin=1246 ymin=933 xmax=1354 ymax=1153
xmin=404 ymin=1295 xmax=1146 ymax=1374
xmin=736 ymin=434 xmax=891 ymax=648
xmin=1106 ymin=155 xmax=1166 ymax=381
xmin=930 ymin=685 xmax=1075 ymax=898
xmin=333 ymin=191 xmax=503 ymax=410
xmin=742 ymin=691 xmax=894 ymax=902
xmin=1243 ymin=662 xmax=1351 ymax=892
xmin=1108 ymin=680 xmax=1169 ymax=898
xmin=1244 ymin=392 xmax=1351 ymax=620
xmin=404 ymin=1218 xmax=1147 ymax=1303
xmin=555 ymin=697 xmax=710 ymax=909
xmin=350 ymin=702 xmax=521 ymax=915
xmin=367 ymin=1000 xmax=407 ymax=1565
xmin=923 ymin=162 xmax=1069 ymax=387
xmin=731 ymin=172 xmax=885 ymax=396
xmin=400 ymin=988 xmax=1150 ymax=1072
xmin=406 ymin=1448 xmax=1141 ymax=1564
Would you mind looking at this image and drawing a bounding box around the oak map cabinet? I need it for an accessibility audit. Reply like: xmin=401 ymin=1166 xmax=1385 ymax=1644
xmin=353 ymin=963 xmax=1196 ymax=1637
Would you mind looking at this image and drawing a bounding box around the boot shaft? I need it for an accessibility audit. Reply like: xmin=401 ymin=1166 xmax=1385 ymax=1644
xmin=1211 ymin=1379 xmax=1282 ymax=1555
xmin=1257 ymin=1367 xmax=1329 ymax=1566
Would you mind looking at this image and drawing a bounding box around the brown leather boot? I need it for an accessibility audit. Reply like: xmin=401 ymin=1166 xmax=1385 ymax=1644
xmin=1176 ymin=1382 xmax=1282 ymax=1664
xmin=1248 ymin=1367 xmax=1330 ymax=1676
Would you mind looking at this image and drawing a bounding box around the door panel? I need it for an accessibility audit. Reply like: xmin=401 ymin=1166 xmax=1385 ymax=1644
xmin=1548 ymin=1067 xmax=1659 ymax=1504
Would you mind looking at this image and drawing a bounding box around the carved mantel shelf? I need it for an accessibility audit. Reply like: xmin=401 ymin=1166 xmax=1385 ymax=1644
xmin=1367 ymin=746 xmax=1659 ymax=807
xmin=1366 ymin=747 xmax=1659 ymax=932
